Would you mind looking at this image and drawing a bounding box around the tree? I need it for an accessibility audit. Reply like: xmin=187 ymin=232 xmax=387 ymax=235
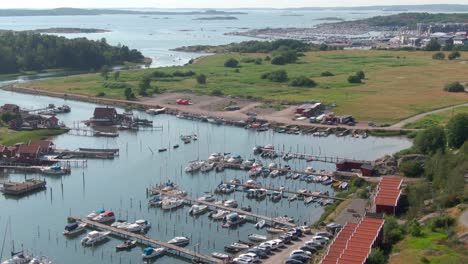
xmin=409 ymin=220 xmax=423 ymax=237
xmin=196 ymin=74 xmax=207 ymax=84
xmin=100 ymin=65 xmax=109 ymax=80
xmin=138 ymin=76 xmax=151 ymax=96
xmin=224 ymin=58 xmax=239 ymax=68
xmin=319 ymin=43 xmax=328 ymax=51
xmin=448 ymin=51 xmax=461 ymax=60
xmin=444 ymin=82 xmax=465 ymax=92
xmin=366 ymin=249 xmax=386 ymax=264
xmin=446 ymin=113 xmax=468 ymax=149
xmin=347 ymin=75 xmax=362 ymax=83
xmin=356 ymin=70 xmax=365 ymax=80
xmin=124 ymin=88 xmax=135 ymax=100
xmin=261 ymin=70 xmax=288 ymax=82
xmin=414 ymin=126 xmax=446 ymax=154
xmin=383 ymin=216 xmax=404 ymax=246
xmin=271 ymin=56 xmax=286 ymax=65
xmin=399 ymin=160 xmax=424 ymax=177
xmin=425 ymin=38 xmax=441 ymax=51
xmin=290 ymin=76 xmax=317 ymax=87
xmin=113 ymin=71 xmax=120 ymax=81
xmin=432 ymin=52 xmax=445 ymax=60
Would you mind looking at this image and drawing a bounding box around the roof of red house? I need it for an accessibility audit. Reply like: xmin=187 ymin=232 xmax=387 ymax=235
xmin=2 ymin=104 xmax=19 ymax=110
xmin=29 ymin=140 xmax=54 ymax=150
xmin=17 ymin=145 xmax=41 ymax=155
xmin=320 ymin=217 xmax=385 ymax=264
xmin=93 ymin=107 xmax=117 ymax=119
xmin=375 ymin=177 xmax=403 ymax=207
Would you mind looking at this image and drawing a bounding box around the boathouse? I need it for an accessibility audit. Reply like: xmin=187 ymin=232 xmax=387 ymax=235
xmin=336 ymin=160 xmax=375 ymax=176
xmin=92 ymin=107 xmax=118 ymax=125
xmin=374 ymin=177 xmax=403 ymax=215
xmin=16 ymin=145 xmax=41 ymax=163
xmin=29 ymin=140 xmax=55 ymax=155
xmin=320 ymin=216 xmax=385 ymax=264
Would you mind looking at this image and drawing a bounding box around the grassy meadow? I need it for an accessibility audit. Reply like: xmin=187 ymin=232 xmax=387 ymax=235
xmin=25 ymin=50 xmax=468 ymax=124
xmin=404 ymin=106 xmax=468 ymax=129
xmin=0 ymin=128 xmax=68 ymax=146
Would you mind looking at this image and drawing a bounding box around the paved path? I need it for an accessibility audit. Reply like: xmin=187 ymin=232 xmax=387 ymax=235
xmin=390 ymin=102 xmax=468 ymax=128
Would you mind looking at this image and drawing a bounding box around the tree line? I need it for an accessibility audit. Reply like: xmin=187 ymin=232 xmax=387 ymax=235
xmin=0 ymin=31 xmax=144 ymax=74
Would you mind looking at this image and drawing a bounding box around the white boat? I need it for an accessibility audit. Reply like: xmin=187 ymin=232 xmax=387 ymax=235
xmin=248 ymin=234 xmax=267 ymax=242
xmin=198 ymin=193 xmax=215 ymax=202
xmin=230 ymin=242 xmax=249 ymax=250
xmin=288 ymin=194 xmax=298 ymax=201
xmin=86 ymin=209 xmax=105 ymax=219
xmin=226 ymin=213 xmax=246 ymax=226
xmin=189 ymin=204 xmax=208 ymax=215
xmin=146 ymin=108 xmax=166 ymax=115
xmin=269 ymin=170 xmax=280 ymax=178
xmin=211 ymin=252 xmax=230 ymax=260
xmin=92 ymin=211 xmax=115 ymax=223
xmin=40 ymin=165 xmax=69 ymax=175
xmin=255 ymin=220 xmax=266 ymax=229
xmin=111 ymin=220 xmax=130 ymax=229
xmin=304 ymin=196 xmax=314 ymax=204
xmin=135 ymin=219 xmax=151 ymax=231
xmin=28 ymin=256 xmax=52 ymax=264
xmin=200 ymin=162 xmax=215 ymax=173
xmin=81 ymin=231 xmax=110 ymax=246
xmin=211 ymin=210 xmax=230 ymax=220
xmin=142 ymin=247 xmax=166 ymax=259
xmin=268 ymin=163 xmax=277 ymax=169
xmin=63 ymin=222 xmax=87 ymax=236
xmin=1 ymin=251 xmax=32 ymax=264
xmin=208 ymin=153 xmax=222 ymax=162
xmin=168 ymin=236 xmax=190 ymax=246
xmin=266 ymin=227 xmax=284 ymax=234
xmin=161 ymin=198 xmax=185 ymax=210
xmin=223 ymin=199 xmax=238 ymax=208
xmin=185 ymin=161 xmax=203 ymax=173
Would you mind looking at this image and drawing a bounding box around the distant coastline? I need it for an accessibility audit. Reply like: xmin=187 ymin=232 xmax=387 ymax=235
xmin=194 ymin=16 xmax=238 ymax=21
xmin=316 ymin=17 xmax=345 ymax=21
xmin=32 ymin=28 xmax=111 ymax=34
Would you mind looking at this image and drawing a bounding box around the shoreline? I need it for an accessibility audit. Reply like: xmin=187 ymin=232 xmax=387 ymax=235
xmin=1 ymin=85 xmax=414 ymax=135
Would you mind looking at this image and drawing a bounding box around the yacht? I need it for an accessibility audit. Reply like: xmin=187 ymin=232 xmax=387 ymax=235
xmin=229 ymin=242 xmax=249 ymax=250
xmin=268 ymin=163 xmax=277 ymax=169
xmin=226 ymin=155 xmax=242 ymax=164
xmin=148 ymin=196 xmax=163 ymax=207
xmin=198 ymin=193 xmax=215 ymax=202
xmin=271 ymin=191 xmax=283 ymax=202
xmin=135 ymin=219 xmax=151 ymax=231
xmin=161 ymin=198 xmax=185 ymax=210
xmin=189 ymin=204 xmax=208 ymax=215
xmin=142 ymin=247 xmax=166 ymax=259
xmin=63 ymin=222 xmax=87 ymax=236
xmin=288 ymin=194 xmax=298 ymax=201
xmin=256 ymin=189 xmax=267 ymax=199
xmin=168 ymin=236 xmax=190 ymax=247
xmin=185 ymin=161 xmax=203 ymax=173
xmin=248 ymin=234 xmax=267 ymax=242
xmin=1 ymin=251 xmax=31 ymax=264
xmin=210 ymin=210 xmax=230 ymax=220
xmin=269 ymin=170 xmax=280 ymax=178
xmin=211 ymin=252 xmax=230 ymax=260
xmin=208 ymin=153 xmax=222 ymax=162
xmin=40 ymin=165 xmax=69 ymax=175
xmin=200 ymin=162 xmax=214 ymax=173
xmin=92 ymin=211 xmax=115 ymax=223
xmin=225 ymin=213 xmax=245 ymax=226
xmin=116 ymin=240 xmax=137 ymax=251
xmin=81 ymin=231 xmax=110 ymax=246
xmin=223 ymin=199 xmax=238 ymax=208
xmin=86 ymin=209 xmax=105 ymax=219
xmin=111 ymin=220 xmax=130 ymax=229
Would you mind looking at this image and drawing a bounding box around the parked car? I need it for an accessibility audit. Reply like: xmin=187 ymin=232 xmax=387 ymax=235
xmin=291 ymin=250 xmax=311 ymax=256
xmin=260 ymin=241 xmax=277 ymax=250
xmin=279 ymin=234 xmax=292 ymax=244
xmin=233 ymin=257 xmax=253 ymax=264
xmin=315 ymin=231 xmax=333 ymax=239
xmin=239 ymin=253 xmax=259 ymax=262
xmin=285 ymin=258 xmax=303 ymax=264
xmin=248 ymin=248 xmax=268 ymax=259
xmin=258 ymin=243 xmax=272 ymax=253
xmin=299 ymin=245 xmax=317 ymax=254
xmin=304 ymin=240 xmax=324 ymax=249
xmin=286 ymin=231 xmax=299 ymax=241
xmin=288 ymin=228 xmax=303 ymax=236
xmin=289 ymin=253 xmax=311 ymax=262
xmin=298 ymin=226 xmax=312 ymax=234
xmin=271 ymin=239 xmax=284 ymax=248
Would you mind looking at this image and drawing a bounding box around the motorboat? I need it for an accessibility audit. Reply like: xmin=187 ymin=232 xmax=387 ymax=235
xmin=63 ymin=222 xmax=87 ymax=236
xmin=267 ymin=163 xmax=277 ymax=169
xmin=244 ymin=180 xmax=259 ymax=188
xmin=148 ymin=196 xmax=163 ymax=207
xmin=1 ymin=251 xmax=31 ymax=264
xmin=211 ymin=252 xmax=230 ymax=260
xmin=223 ymin=199 xmax=238 ymax=208
xmin=255 ymin=220 xmax=265 ymax=229
xmin=198 ymin=193 xmax=215 ymax=202
xmin=86 ymin=209 xmax=105 ymax=219
xmin=146 ymin=108 xmax=166 ymax=115
xmin=224 ymin=246 xmax=242 ymax=254
xmin=225 ymin=213 xmax=245 ymax=226
xmin=247 ymin=166 xmax=262 ymax=177
xmin=266 ymin=227 xmax=284 ymax=234
xmin=168 ymin=236 xmax=190 ymax=247
xmin=200 ymin=162 xmax=215 ymax=173
xmin=226 ymin=154 xmax=242 ymax=164
xmin=161 ymin=198 xmax=185 ymax=210
xmin=241 ymin=205 xmax=252 ymax=212
xmin=275 ymin=215 xmax=295 ymax=223
xmin=215 ymin=184 xmax=235 ymax=194
xmin=81 ymin=231 xmax=110 ymax=246
xmin=116 ymin=240 xmax=137 ymax=250
xmin=288 ymin=194 xmax=298 ymax=201
xmin=142 ymin=247 xmax=166 ymax=259
xmin=241 ymin=159 xmax=255 ymax=169
xmin=271 ymin=191 xmax=283 ymax=202
xmin=256 ymin=189 xmax=267 ymax=199
xmin=40 ymin=165 xmax=69 ymax=175
xmin=185 ymin=161 xmax=203 ymax=173
xmin=189 ymin=204 xmax=208 ymax=215
xmin=111 ymin=220 xmax=130 ymax=229
xmin=28 ymin=256 xmax=52 ymax=264
xmin=229 ymin=242 xmax=250 ymax=250
xmin=92 ymin=211 xmax=115 ymax=223
xmin=304 ymin=196 xmax=314 ymax=204
xmin=230 ymin=178 xmax=242 ymax=185
xmin=248 ymin=234 xmax=267 ymax=242
xmin=210 ymin=210 xmax=230 ymax=220
xmin=208 ymin=153 xmax=222 ymax=162
xmin=269 ymin=170 xmax=280 ymax=178
xmin=135 ymin=219 xmax=151 ymax=231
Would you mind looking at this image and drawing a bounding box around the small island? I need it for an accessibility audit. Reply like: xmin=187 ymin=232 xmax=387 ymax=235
xmin=194 ymin=16 xmax=238 ymax=21
xmin=316 ymin=17 xmax=345 ymax=21
xmin=30 ymin=28 xmax=111 ymax=34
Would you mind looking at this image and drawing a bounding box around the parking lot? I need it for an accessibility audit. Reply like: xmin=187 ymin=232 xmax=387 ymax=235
xmin=262 ymin=234 xmax=314 ymax=264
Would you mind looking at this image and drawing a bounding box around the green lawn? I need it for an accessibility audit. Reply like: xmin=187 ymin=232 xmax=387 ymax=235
xmin=404 ymin=106 xmax=468 ymax=129
xmin=25 ymin=50 xmax=468 ymax=124
xmin=0 ymin=128 xmax=68 ymax=146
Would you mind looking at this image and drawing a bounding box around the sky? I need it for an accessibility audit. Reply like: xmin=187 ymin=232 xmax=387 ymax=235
xmin=1 ymin=0 xmax=467 ymax=9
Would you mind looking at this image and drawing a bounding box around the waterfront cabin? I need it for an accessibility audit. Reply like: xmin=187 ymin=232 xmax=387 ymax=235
xmin=16 ymin=145 xmax=41 ymax=163
xmin=43 ymin=116 xmax=59 ymax=128
xmin=92 ymin=107 xmax=118 ymax=125
xmin=29 ymin=140 xmax=55 ymax=155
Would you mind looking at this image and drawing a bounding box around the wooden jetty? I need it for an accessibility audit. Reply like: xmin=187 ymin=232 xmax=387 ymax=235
xmin=0 ymin=163 xmax=46 ymax=173
xmin=0 ymin=179 xmax=46 ymax=195
xmin=67 ymin=216 xmax=222 ymax=264
xmin=160 ymin=192 xmax=297 ymax=228
xmin=258 ymin=148 xmax=370 ymax=164
xmin=55 ymin=149 xmax=115 ymax=159
xmin=230 ymin=183 xmax=346 ymax=201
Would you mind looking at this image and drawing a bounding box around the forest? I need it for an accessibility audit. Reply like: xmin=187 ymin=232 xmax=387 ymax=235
xmin=0 ymin=31 xmax=144 ymax=74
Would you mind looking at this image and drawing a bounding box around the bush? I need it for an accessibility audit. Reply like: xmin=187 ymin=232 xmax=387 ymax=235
xmin=271 ymin=56 xmax=286 ymax=65
xmin=321 ymin=71 xmax=334 ymax=77
xmin=96 ymin=92 xmax=106 ymax=97
xmin=367 ymin=249 xmax=386 ymax=264
xmin=399 ymin=160 xmax=424 ymax=177
xmin=290 ymin=76 xmax=317 ymax=87
xmin=356 ymin=70 xmax=365 ymax=80
xmin=384 ymin=216 xmax=404 ymax=246
xmin=224 ymin=58 xmax=239 ymax=68
xmin=409 ymin=220 xmax=423 ymax=237
xmin=261 ymin=70 xmax=288 ymax=82
xmin=425 ymin=38 xmax=441 ymax=51
xmin=103 ymin=82 xmax=131 ymax=89
xmin=348 ymin=75 xmax=362 ymax=83
xmin=446 ymin=113 xmax=468 ymax=149
xmin=432 ymin=52 xmax=445 ymax=60
xmin=124 ymin=88 xmax=135 ymax=100
xmin=1 ymin=112 xmax=21 ymax=123
xmin=254 ymin=58 xmax=262 ymax=65
xmin=448 ymin=51 xmax=461 ymax=60
xmin=264 ymin=56 xmax=271 ymax=61
xmin=210 ymin=89 xmax=224 ymax=96
xmin=319 ymin=43 xmax=328 ymax=51
xmin=414 ymin=126 xmax=446 ymax=154
xmin=429 ymin=215 xmax=455 ymax=231
xmin=196 ymin=74 xmax=207 ymax=84
xmin=444 ymin=82 xmax=465 ymax=92
xmin=173 ymin=70 xmax=196 ymax=77
xmin=152 ymin=71 xmax=172 ymax=78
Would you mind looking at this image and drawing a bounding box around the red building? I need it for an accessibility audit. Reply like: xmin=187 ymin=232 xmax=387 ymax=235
xmin=92 ymin=107 xmax=118 ymax=125
xmin=16 ymin=145 xmax=41 ymax=163
xmin=1 ymin=104 xmax=20 ymax=113
xmin=374 ymin=177 xmax=403 ymax=215
xmin=29 ymin=140 xmax=55 ymax=155
xmin=336 ymin=160 xmax=375 ymax=176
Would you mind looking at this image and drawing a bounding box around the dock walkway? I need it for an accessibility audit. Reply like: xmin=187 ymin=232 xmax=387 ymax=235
xmin=68 ymin=216 xmax=222 ymax=264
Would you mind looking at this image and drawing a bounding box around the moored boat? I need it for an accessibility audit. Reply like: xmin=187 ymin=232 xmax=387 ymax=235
xmin=248 ymin=234 xmax=267 ymax=242
xmin=63 ymin=222 xmax=87 ymax=236
xmin=255 ymin=220 xmax=265 ymax=229
xmin=168 ymin=236 xmax=190 ymax=247
xmin=189 ymin=204 xmax=208 ymax=215
xmin=211 ymin=252 xmax=230 ymax=260
xmin=142 ymin=247 xmax=166 ymax=259
xmin=116 ymin=240 xmax=137 ymax=251
xmin=92 ymin=211 xmax=115 ymax=223
xmin=266 ymin=227 xmax=284 ymax=234
xmin=86 ymin=209 xmax=105 ymax=220
xmin=81 ymin=231 xmax=110 ymax=246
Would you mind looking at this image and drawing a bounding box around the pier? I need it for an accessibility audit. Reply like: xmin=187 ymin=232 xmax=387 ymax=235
xmin=258 ymin=148 xmax=370 ymax=164
xmin=0 ymin=179 xmax=46 ymax=195
xmin=158 ymin=192 xmax=297 ymax=228
xmin=67 ymin=216 xmax=222 ymax=264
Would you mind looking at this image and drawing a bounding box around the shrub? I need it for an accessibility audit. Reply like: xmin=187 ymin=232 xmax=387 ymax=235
xmin=173 ymin=70 xmax=196 ymax=77
xmin=210 ymin=89 xmax=224 ymax=96
xmin=367 ymin=249 xmax=386 ymax=264
xmin=319 ymin=43 xmax=328 ymax=51
xmin=432 ymin=52 xmax=445 ymax=60
xmin=96 ymin=92 xmax=106 ymax=97
xmin=152 ymin=71 xmax=172 ymax=78
xmin=124 ymin=88 xmax=135 ymax=100
xmin=103 ymin=82 xmax=131 ymax=89
xmin=429 ymin=215 xmax=455 ymax=231
xmin=1 ymin=112 xmax=21 ymax=123
xmin=224 ymin=58 xmax=239 ymax=68
xmin=290 ymin=76 xmax=317 ymax=87
xmin=446 ymin=113 xmax=468 ymax=149
xmin=414 ymin=126 xmax=446 ymax=154
xmin=425 ymin=39 xmax=441 ymax=51
xmin=261 ymin=70 xmax=288 ymax=82
xmin=254 ymin=58 xmax=263 ymax=65
xmin=271 ymin=56 xmax=286 ymax=65
xmin=321 ymin=71 xmax=334 ymax=77
xmin=444 ymin=82 xmax=465 ymax=92
xmin=448 ymin=51 xmax=461 ymax=60
xmin=409 ymin=220 xmax=423 ymax=237
xmin=356 ymin=70 xmax=365 ymax=80
xmin=196 ymin=74 xmax=207 ymax=84
xmin=399 ymin=160 xmax=424 ymax=177
xmin=240 ymin=58 xmax=255 ymax=63
xmin=264 ymin=56 xmax=271 ymax=61
xmin=347 ymin=75 xmax=362 ymax=83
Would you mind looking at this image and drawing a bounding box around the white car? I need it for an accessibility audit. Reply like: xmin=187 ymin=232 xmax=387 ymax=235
xmin=239 ymin=253 xmax=259 ymax=262
xmin=291 ymin=250 xmax=311 ymax=256
xmin=312 ymin=235 xmax=330 ymax=242
xmin=271 ymin=239 xmax=285 ymax=248
xmin=315 ymin=231 xmax=333 ymax=238
xmin=305 ymin=240 xmax=325 ymax=247
xmin=261 ymin=241 xmax=278 ymax=250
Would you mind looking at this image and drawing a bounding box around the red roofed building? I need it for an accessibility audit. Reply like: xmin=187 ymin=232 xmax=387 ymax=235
xmin=29 ymin=140 xmax=55 ymax=155
xmin=16 ymin=144 xmax=41 ymax=163
xmin=374 ymin=177 xmax=403 ymax=215
xmin=321 ymin=217 xmax=385 ymax=264
xmin=1 ymin=104 xmax=20 ymax=113
xmin=92 ymin=107 xmax=118 ymax=125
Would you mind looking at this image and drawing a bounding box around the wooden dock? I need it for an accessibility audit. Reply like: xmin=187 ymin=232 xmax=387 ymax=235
xmin=1 ymin=179 xmax=46 ymax=195
xmin=68 ymin=216 xmax=223 ymax=264
xmin=161 ymin=193 xmax=297 ymax=228
xmin=230 ymin=183 xmax=346 ymax=201
xmin=258 ymin=148 xmax=370 ymax=164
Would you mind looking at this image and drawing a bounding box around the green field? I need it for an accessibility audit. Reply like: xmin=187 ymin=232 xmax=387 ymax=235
xmin=25 ymin=50 xmax=468 ymax=124
xmin=0 ymin=128 xmax=68 ymax=146
xmin=404 ymin=106 xmax=468 ymax=129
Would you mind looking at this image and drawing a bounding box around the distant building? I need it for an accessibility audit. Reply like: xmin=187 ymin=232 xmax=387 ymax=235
xmin=43 ymin=116 xmax=59 ymax=128
xmin=336 ymin=160 xmax=375 ymax=176
xmin=296 ymin=103 xmax=323 ymax=117
xmin=436 ymin=36 xmax=454 ymax=47
xmin=16 ymin=145 xmax=41 ymax=163
xmin=29 ymin=140 xmax=55 ymax=155
xmin=453 ymin=36 xmax=468 ymax=45
xmin=92 ymin=107 xmax=118 ymax=125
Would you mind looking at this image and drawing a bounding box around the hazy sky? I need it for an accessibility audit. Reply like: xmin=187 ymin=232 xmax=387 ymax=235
xmin=1 ymin=0 xmax=466 ymax=9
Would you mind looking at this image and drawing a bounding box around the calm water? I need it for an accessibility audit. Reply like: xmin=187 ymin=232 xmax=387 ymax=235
xmin=0 ymin=9 xmax=393 ymax=67
xmin=0 ymin=90 xmax=411 ymax=263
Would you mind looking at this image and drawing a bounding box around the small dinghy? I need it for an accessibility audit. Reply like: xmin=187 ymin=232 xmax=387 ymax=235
xmin=255 ymin=220 xmax=265 ymax=229
xmin=212 ymin=252 xmax=230 ymax=260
